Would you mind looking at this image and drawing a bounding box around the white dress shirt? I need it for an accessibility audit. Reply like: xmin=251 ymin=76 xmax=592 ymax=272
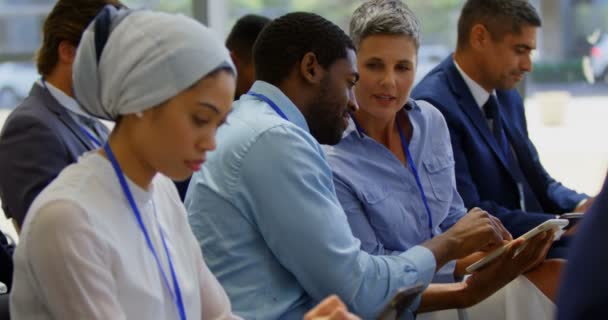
xmin=452 ymin=59 xmax=493 ymax=110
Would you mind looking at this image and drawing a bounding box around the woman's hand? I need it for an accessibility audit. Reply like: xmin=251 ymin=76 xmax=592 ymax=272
xmin=461 ymin=230 xmax=554 ymax=307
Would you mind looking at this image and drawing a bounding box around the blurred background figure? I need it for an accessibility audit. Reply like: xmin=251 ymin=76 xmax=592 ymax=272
xmin=226 ymin=14 xmax=271 ymax=99
xmin=0 ymin=0 xmax=122 ymax=232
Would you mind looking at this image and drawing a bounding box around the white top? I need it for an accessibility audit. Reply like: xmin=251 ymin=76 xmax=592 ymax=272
xmin=452 ymin=59 xmax=495 ymax=109
xmin=10 ymin=152 xmax=241 ymax=320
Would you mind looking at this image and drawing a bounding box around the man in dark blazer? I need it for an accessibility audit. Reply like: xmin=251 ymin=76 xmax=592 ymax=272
xmin=0 ymin=0 xmax=121 ymax=231
xmin=412 ymin=0 xmax=590 ymax=240
xmin=557 ymin=174 xmax=608 ymax=319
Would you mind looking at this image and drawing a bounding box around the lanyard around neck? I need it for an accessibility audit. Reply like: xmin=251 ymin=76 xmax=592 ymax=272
xmin=103 ymin=143 xmax=187 ymax=320
xmin=248 ymin=91 xmax=289 ymax=121
xmin=41 ymin=78 xmax=102 ymax=148
xmin=395 ymin=117 xmax=434 ymax=239
xmin=79 ymin=126 xmax=102 ymax=148
xmin=353 ymin=113 xmax=434 ymax=239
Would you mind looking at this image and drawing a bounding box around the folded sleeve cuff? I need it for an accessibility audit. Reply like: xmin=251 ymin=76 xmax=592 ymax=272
xmin=398 ymin=245 xmax=436 ymax=313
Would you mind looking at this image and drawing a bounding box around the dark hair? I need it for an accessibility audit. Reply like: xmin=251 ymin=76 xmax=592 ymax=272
xmin=457 ymin=0 xmax=541 ymax=49
xmin=253 ymin=12 xmax=355 ymax=86
xmin=36 ymin=0 xmax=123 ymax=76
xmin=226 ymin=14 xmax=271 ymax=61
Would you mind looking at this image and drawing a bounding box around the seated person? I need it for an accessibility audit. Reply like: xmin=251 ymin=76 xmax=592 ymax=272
xmin=326 ymin=0 xmax=561 ymax=316
xmin=10 ymin=7 xmax=356 ymax=320
xmin=0 ymin=0 xmax=119 ymax=232
xmin=226 ymin=14 xmax=272 ymax=99
xmin=411 ymin=0 xmax=592 ymax=255
xmin=186 ymin=10 xmax=549 ymax=320
xmin=557 ymin=174 xmax=608 ymax=319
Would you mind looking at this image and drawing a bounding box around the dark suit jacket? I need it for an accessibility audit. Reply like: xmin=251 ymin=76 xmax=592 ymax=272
xmin=412 ymin=56 xmax=587 ymax=237
xmin=557 ymin=175 xmax=608 ymax=319
xmin=0 ymin=83 xmax=108 ymax=228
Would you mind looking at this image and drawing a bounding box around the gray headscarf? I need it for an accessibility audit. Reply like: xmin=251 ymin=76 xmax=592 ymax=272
xmin=73 ymin=6 xmax=236 ymax=120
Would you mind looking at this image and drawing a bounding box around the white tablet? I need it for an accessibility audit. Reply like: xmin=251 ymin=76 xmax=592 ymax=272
xmin=465 ymin=219 xmax=569 ymax=274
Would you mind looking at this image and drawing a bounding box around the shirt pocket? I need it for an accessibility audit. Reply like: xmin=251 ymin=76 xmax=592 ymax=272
xmin=359 ymin=186 xmax=407 ymax=248
xmin=423 ymin=155 xmax=455 ymax=202
xmin=360 ymin=185 xmax=393 ymax=204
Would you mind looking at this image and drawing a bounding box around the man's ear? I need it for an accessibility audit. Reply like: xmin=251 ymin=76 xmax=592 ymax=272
xmin=470 ymin=23 xmax=490 ymax=50
xmin=58 ymin=40 xmax=76 ymax=65
xmin=299 ymin=52 xmax=324 ymax=85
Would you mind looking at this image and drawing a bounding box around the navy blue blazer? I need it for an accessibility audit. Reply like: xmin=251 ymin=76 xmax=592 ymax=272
xmin=412 ymin=56 xmax=587 ymax=237
xmin=0 ymin=83 xmax=108 ymax=227
xmin=557 ymin=174 xmax=608 ymax=319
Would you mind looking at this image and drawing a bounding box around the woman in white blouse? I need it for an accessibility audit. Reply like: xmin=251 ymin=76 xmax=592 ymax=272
xmin=10 ymin=6 xmax=357 ymax=320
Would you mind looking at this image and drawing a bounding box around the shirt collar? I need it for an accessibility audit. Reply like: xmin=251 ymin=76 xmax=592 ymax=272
xmin=247 ymin=81 xmax=310 ymax=133
xmin=453 ymin=59 xmax=495 ymax=109
xmin=38 ymin=78 xmax=94 ymax=119
xmin=347 ymin=99 xmax=420 ymax=140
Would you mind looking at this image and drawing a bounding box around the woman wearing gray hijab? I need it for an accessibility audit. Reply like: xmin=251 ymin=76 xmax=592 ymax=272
xmin=9 ymin=7 xmax=357 ymax=320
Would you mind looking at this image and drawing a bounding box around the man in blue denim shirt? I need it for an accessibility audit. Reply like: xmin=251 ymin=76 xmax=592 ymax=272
xmin=186 ymin=11 xmax=519 ymax=320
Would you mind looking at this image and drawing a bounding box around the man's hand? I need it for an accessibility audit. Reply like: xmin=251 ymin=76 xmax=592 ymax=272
xmin=423 ymin=208 xmax=512 ymax=271
xmin=304 ymin=295 xmax=360 ymax=320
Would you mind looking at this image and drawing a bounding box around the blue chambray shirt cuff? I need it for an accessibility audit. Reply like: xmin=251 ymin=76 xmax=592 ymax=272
xmin=433 ymin=260 xmax=458 ymax=283
xmin=398 ymin=245 xmax=436 ymax=314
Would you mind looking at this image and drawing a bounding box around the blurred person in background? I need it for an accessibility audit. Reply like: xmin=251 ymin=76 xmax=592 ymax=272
xmin=226 ymin=14 xmax=271 ymax=99
xmin=0 ymin=0 xmax=122 ymax=231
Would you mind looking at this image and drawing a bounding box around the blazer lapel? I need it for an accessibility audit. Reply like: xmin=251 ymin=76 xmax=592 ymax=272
xmin=33 ymin=84 xmax=96 ymax=150
xmin=443 ymin=59 xmax=518 ymax=179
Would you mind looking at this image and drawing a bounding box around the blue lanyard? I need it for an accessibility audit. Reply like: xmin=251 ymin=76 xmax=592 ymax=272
xmin=79 ymin=126 xmax=102 ymax=148
xmin=103 ymin=143 xmax=187 ymax=320
xmin=353 ymin=114 xmax=434 ymax=239
xmin=248 ymin=91 xmax=289 ymax=120
xmin=41 ymin=78 xmax=102 ymax=148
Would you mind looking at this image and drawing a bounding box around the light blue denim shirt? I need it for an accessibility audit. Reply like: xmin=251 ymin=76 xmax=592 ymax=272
xmin=185 ymin=81 xmax=437 ymax=320
xmin=325 ymin=100 xmax=467 ymax=283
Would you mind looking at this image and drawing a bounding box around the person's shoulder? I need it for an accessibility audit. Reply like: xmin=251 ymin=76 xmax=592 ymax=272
xmin=413 ymin=61 xmax=451 ymax=93
xmin=218 ymin=100 xmax=319 ymax=158
xmin=29 ymin=155 xmax=96 ymax=203
xmin=20 ymin=178 xmax=94 ymax=252
xmin=0 ymin=92 xmax=61 ymax=143
xmin=2 ymin=99 xmax=52 ymax=130
xmin=413 ymin=100 xmax=451 ymax=140
xmin=415 ymin=99 xmax=445 ymax=119
xmin=230 ymin=99 xmax=307 ymax=135
xmin=323 ymin=129 xmax=361 ymax=176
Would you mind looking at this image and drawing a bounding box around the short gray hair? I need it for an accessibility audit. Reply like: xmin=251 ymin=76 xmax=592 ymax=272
xmin=349 ymin=0 xmax=421 ymax=50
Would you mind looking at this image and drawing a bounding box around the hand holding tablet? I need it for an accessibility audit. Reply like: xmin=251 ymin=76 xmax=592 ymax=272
xmin=465 ymin=219 xmax=569 ymax=274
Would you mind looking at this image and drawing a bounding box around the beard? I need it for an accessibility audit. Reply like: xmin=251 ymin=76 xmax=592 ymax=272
xmin=305 ymin=77 xmax=347 ymax=145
